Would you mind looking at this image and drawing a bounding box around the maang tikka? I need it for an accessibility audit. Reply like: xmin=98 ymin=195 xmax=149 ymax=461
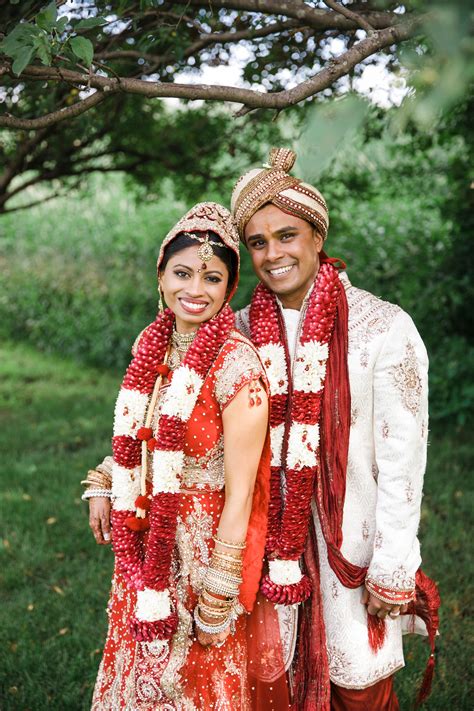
xmin=190 ymin=232 xmax=223 ymax=272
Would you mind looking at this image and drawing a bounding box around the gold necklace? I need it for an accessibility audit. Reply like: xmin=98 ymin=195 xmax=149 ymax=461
xmin=169 ymin=328 xmax=197 ymax=369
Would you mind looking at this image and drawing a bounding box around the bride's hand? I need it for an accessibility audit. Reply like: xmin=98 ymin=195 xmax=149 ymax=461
xmin=196 ymin=626 xmax=230 ymax=649
xmin=89 ymin=497 xmax=112 ymax=545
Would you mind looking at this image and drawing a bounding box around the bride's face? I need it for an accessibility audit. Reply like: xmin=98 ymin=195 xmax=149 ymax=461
xmin=159 ymin=245 xmax=230 ymax=333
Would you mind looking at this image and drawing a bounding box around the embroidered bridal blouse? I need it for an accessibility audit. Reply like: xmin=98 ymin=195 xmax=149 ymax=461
xmin=236 ymin=272 xmax=429 ymax=690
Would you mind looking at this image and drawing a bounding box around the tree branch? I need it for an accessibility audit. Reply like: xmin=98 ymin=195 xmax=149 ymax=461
xmin=96 ymin=18 xmax=301 ymax=64
xmin=0 ymin=126 xmax=50 ymax=192
xmin=178 ymin=0 xmax=403 ymax=31
xmin=0 ymin=88 xmax=110 ymax=129
xmin=323 ymin=0 xmax=375 ymax=35
xmin=0 ymin=161 xmax=144 ymax=212
xmin=0 ymin=15 xmax=418 ymax=127
xmin=1 ymin=188 xmax=70 ymax=214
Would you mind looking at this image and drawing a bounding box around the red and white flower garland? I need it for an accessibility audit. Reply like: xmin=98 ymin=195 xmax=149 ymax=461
xmin=249 ymin=262 xmax=340 ymax=605
xmin=111 ymin=305 xmax=235 ymax=641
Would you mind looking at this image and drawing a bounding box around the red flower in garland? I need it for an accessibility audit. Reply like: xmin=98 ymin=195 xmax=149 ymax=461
xmin=110 ymin=304 xmax=235 ymax=641
xmin=250 ymin=262 xmax=340 ymax=604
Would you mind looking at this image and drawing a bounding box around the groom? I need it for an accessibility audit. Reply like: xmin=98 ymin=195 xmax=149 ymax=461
xmin=231 ymin=148 xmax=438 ymax=710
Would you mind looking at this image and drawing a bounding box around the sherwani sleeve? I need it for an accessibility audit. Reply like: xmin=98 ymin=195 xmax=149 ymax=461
xmin=366 ymin=310 xmax=429 ymax=604
xmin=235 ymin=305 xmax=251 ymax=339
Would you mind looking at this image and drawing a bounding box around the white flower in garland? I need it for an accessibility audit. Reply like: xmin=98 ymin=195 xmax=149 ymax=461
xmin=258 ymin=343 xmax=288 ymax=396
xmin=114 ymin=389 xmax=150 ymax=437
xmin=161 ymin=366 xmax=204 ymax=420
xmin=270 ymin=423 xmax=285 ymax=467
xmin=152 ymin=450 xmax=184 ymax=494
xmin=287 ymin=422 xmax=319 ymax=470
xmin=136 ymin=588 xmax=172 ymax=621
xmin=293 ymin=342 xmax=329 ymax=392
xmin=269 ymin=559 xmax=303 ymax=586
xmin=112 ymin=464 xmax=141 ymax=510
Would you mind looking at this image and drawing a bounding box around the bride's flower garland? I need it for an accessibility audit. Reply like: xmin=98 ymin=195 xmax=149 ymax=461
xmin=249 ymin=262 xmax=340 ymax=605
xmin=111 ymin=305 xmax=235 ymax=641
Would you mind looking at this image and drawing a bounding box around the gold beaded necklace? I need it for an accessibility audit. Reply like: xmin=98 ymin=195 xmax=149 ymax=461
xmin=168 ymin=327 xmax=198 ymax=370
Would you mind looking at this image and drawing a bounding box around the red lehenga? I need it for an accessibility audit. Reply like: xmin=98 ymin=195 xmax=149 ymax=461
xmin=92 ymin=332 xmax=287 ymax=710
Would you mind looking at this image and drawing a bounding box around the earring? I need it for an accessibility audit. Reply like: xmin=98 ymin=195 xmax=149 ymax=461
xmin=158 ymin=287 xmax=164 ymax=314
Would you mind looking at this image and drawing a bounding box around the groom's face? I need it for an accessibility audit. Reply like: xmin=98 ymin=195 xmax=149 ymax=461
xmin=244 ymin=204 xmax=323 ymax=310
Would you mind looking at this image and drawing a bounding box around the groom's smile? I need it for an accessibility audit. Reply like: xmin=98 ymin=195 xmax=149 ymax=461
xmin=244 ymin=204 xmax=324 ymax=310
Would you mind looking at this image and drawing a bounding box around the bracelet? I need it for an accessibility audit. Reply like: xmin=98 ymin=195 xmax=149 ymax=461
xmin=198 ymin=603 xmax=230 ymax=620
xmin=206 ymin=569 xmax=242 ymax=585
xmin=204 ymin=579 xmax=240 ymax=599
xmin=81 ymin=472 xmax=112 ymax=489
xmin=365 ymin=579 xmax=415 ymax=605
xmin=213 ymin=535 xmax=246 ymax=550
xmin=81 ymin=488 xmax=113 ymax=501
xmin=194 ymin=607 xmax=232 ymax=635
xmin=205 ymin=574 xmax=242 ymax=596
xmin=210 ymin=558 xmax=242 ymax=575
xmin=201 ymin=589 xmax=232 ymax=608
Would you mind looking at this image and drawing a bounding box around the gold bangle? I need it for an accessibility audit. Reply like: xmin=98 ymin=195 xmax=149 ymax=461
xmin=213 ymin=535 xmax=246 ymax=550
xmin=211 ymin=550 xmax=243 ymax=563
xmin=201 ymin=589 xmax=232 ymax=608
xmin=80 ymin=470 xmax=112 ymax=489
xmin=198 ymin=603 xmax=230 ymax=620
xmin=210 ymin=560 xmax=242 ymax=575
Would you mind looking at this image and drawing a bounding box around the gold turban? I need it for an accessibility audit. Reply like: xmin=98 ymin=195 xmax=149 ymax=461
xmin=231 ymin=147 xmax=329 ymax=242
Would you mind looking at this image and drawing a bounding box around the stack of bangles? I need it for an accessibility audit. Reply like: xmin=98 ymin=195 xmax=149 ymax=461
xmin=81 ymin=467 xmax=113 ymax=501
xmin=194 ymin=536 xmax=245 ymax=636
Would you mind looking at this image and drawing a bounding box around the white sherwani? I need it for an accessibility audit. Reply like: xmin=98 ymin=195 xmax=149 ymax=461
xmin=236 ymin=272 xmax=429 ymax=689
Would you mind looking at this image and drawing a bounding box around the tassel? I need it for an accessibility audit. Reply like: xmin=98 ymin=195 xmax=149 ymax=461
xmin=410 ymin=569 xmax=441 ymax=706
xmin=367 ymin=614 xmax=386 ymax=652
xmin=137 ymin=427 xmax=153 ymax=441
xmin=125 ymin=515 xmax=150 ymax=532
xmin=416 ymin=653 xmax=435 ymax=707
xmin=135 ymin=495 xmax=151 ymax=511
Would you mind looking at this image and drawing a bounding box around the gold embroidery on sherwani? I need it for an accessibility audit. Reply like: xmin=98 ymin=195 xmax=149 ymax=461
xmin=328 ymin=644 xmax=402 ymax=688
xmin=390 ymin=341 xmax=422 ymax=416
xmin=370 ymin=564 xmax=415 ymax=592
xmin=343 ymin=276 xmax=401 ymax=367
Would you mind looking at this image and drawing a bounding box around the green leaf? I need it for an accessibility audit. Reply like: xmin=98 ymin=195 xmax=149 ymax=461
xmin=11 ymin=44 xmax=35 ymax=75
xmin=0 ymin=23 xmax=40 ymax=57
xmin=75 ymin=17 xmax=107 ymax=30
xmin=69 ymin=36 xmax=94 ymax=66
xmin=36 ymin=2 xmax=58 ymax=31
xmin=56 ymin=17 xmax=69 ymax=33
xmin=33 ymin=32 xmax=53 ymax=66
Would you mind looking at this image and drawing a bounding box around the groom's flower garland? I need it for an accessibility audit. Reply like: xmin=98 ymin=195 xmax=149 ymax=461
xmin=249 ymin=262 xmax=340 ymax=605
xmin=111 ymin=305 xmax=235 ymax=642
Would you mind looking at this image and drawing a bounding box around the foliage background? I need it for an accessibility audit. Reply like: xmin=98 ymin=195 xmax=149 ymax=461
xmin=1 ymin=94 xmax=472 ymax=425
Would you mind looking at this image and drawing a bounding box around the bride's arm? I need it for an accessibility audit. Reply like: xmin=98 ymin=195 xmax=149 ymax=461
xmin=218 ymin=380 xmax=268 ymax=541
xmin=195 ymin=380 xmax=268 ymax=647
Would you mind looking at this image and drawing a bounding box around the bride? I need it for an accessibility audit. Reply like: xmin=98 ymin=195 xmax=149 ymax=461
xmin=82 ymin=203 xmax=287 ymax=709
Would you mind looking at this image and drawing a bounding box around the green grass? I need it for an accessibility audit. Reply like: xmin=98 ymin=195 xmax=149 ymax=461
xmin=0 ymin=342 xmax=472 ymax=710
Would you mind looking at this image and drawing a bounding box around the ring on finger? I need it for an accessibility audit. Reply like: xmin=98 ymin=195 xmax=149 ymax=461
xmin=389 ymin=610 xmax=400 ymax=618
xmin=214 ymin=640 xmax=225 ymax=648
